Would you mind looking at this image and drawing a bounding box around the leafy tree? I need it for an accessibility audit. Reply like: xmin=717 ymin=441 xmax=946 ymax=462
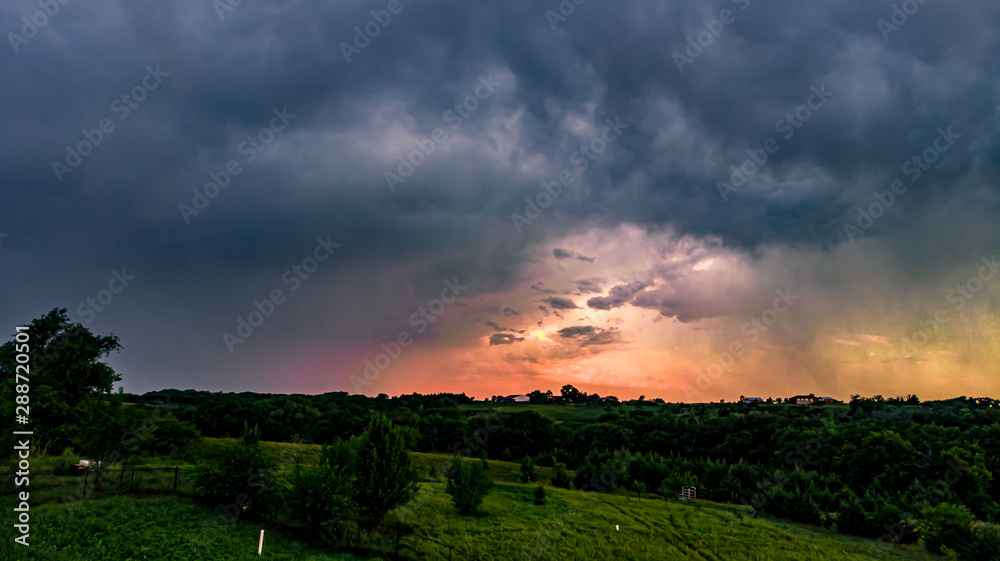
xmin=0 ymin=309 xmax=122 ymax=454
xmin=560 ymin=384 xmax=583 ymax=403
xmin=446 ymin=457 xmax=493 ymax=515
xmin=352 ymin=413 xmax=418 ymax=521
xmin=284 ymin=440 xmax=355 ymax=538
xmin=528 ymin=390 xmax=552 ymax=404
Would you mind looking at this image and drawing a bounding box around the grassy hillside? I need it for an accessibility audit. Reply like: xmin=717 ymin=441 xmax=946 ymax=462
xmin=388 ymin=481 xmax=939 ymax=561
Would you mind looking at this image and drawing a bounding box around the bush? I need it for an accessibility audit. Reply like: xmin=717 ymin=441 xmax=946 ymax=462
xmin=958 ymin=523 xmax=1000 ymax=560
xmin=446 ymin=457 xmax=493 ymax=515
xmin=519 ymin=456 xmax=536 ymax=483
xmin=533 ymin=485 xmax=546 ymax=506
xmin=194 ymin=433 xmax=279 ymax=522
xmin=551 ymin=460 xmax=571 ymax=489
xmin=919 ymin=503 xmax=975 ymax=555
xmin=283 ymin=440 xmax=355 ymax=538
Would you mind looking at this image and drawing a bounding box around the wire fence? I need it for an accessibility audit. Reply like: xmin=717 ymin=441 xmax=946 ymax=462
xmin=77 ymin=466 xmax=189 ymax=498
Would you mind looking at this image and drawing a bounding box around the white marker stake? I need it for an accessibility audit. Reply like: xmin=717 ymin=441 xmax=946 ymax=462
xmin=258 ymin=530 xmax=264 ymax=555
xmin=615 ymin=525 xmax=619 ymax=531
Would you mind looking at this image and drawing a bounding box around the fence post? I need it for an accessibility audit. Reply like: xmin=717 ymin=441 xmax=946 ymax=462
xmin=129 ymin=470 xmax=135 ymax=495
xmin=83 ymin=469 xmax=88 ymax=499
xmin=174 ymin=467 xmax=179 ymax=495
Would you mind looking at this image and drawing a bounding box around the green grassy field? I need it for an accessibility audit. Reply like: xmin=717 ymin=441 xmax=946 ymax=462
xmin=0 ymin=495 xmax=373 ymax=561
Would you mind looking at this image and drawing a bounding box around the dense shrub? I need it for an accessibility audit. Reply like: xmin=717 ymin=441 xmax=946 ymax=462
xmin=446 ymin=457 xmax=493 ymax=515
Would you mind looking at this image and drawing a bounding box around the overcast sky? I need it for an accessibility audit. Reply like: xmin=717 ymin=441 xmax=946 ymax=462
xmin=2 ymin=0 xmax=998 ymax=401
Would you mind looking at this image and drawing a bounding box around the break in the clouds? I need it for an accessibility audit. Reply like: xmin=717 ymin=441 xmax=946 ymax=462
xmin=1 ymin=0 xmax=998 ymax=400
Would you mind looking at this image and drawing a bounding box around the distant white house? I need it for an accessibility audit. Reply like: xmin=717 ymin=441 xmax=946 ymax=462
xmin=500 ymin=394 xmax=530 ymax=403
xmin=743 ymin=397 xmax=764 ymax=404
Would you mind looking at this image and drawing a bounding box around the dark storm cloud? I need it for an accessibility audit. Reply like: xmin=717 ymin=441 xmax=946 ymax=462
xmin=552 ymin=248 xmax=594 ymax=262
xmin=502 ymin=307 xmax=520 ymax=316
xmin=489 ymin=333 xmax=523 ymax=345
xmin=574 ymin=278 xmax=604 ymax=294
xmin=1 ymin=0 xmax=999 ymax=392
xmin=556 ymin=325 xmax=619 ymax=346
xmin=542 ymin=296 xmax=578 ymax=310
xmin=587 ymin=281 xmax=650 ymax=311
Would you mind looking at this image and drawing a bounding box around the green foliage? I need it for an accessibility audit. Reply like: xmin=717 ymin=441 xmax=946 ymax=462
xmin=284 ymin=440 xmax=355 ymax=537
xmin=351 ymin=412 xmax=418 ymax=521
xmin=551 ymin=459 xmax=571 ymax=488
xmin=194 ymin=432 xmax=279 ymax=521
xmin=918 ymin=503 xmax=975 ymax=555
xmin=533 ymin=484 xmax=546 ymax=505
xmin=0 ymin=309 xmax=122 ymax=454
xmin=446 ymin=457 xmax=493 ymax=515
xmin=519 ymin=456 xmax=537 ymax=483
xmin=0 ymin=496 xmax=369 ymax=560
xmin=959 ymin=523 xmax=1000 ymax=560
